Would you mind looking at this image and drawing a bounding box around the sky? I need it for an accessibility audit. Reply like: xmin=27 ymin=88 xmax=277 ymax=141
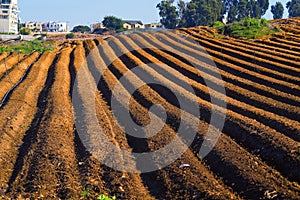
xmin=19 ymin=0 xmax=290 ymax=29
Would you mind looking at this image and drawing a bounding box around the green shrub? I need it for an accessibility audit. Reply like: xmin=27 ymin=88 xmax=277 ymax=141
xmin=19 ymin=27 xmax=31 ymax=35
xmin=212 ymin=21 xmax=225 ymax=33
xmin=66 ymin=33 xmax=75 ymax=39
xmin=81 ymin=187 xmax=90 ymax=198
xmin=225 ymin=18 xmax=280 ymax=39
xmin=261 ymin=18 xmax=269 ymax=26
xmin=0 ymin=40 xmax=55 ymax=54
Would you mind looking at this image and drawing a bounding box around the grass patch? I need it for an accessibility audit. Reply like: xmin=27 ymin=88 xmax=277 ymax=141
xmin=0 ymin=39 xmax=55 ymax=54
xmin=97 ymin=194 xmax=116 ymax=200
xmin=81 ymin=186 xmax=116 ymax=200
xmin=224 ymin=18 xmax=281 ymax=39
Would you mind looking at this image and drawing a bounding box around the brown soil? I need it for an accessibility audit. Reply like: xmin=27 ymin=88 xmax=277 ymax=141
xmin=0 ymin=17 xmax=299 ymax=199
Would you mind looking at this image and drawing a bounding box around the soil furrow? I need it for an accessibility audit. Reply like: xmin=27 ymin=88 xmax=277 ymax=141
xmin=6 ymin=47 xmax=83 ymax=199
xmin=0 ymin=52 xmax=26 ymax=78
xmin=257 ymin=39 xmax=300 ymax=52
xmin=181 ymin=30 xmax=300 ymax=87
xmin=0 ymin=52 xmax=39 ymax=106
xmin=152 ymin=31 xmax=300 ymax=107
xmin=218 ymin=36 xmax=300 ymax=61
xmin=271 ymin=34 xmax=300 ymax=46
xmin=232 ymin=38 xmax=300 ymax=57
xmin=0 ymin=18 xmax=299 ymax=199
xmin=116 ymin=35 xmax=300 ymax=141
xmin=95 ymin=40 xmax=238 ymax=199
xmin=99 ymin=36 xmax=297 ymax=197
xmin=183 ymin=29 xmax=300 ymax=75
xmin=274 ymin=33 xmax=300 ymax=43
xmin=0 ymin=51 xmax=56 ymax=197
xmin=125 ymin=32 xmax=300 ymax=182
xmin=120 ymin=35 xmax=300 ymax=122
xmin=71 ymin=41 xmax=155 ymax=199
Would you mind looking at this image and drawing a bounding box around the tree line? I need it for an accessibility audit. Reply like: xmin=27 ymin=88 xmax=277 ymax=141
xmin=157 ymin=0 xmax=300 ymax=29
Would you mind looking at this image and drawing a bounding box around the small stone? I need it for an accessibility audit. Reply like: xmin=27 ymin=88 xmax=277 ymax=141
xmin=119 ymin=186 xmax=125 ymax=192
xmin=290 ymin=150 xmax=296 ymax=154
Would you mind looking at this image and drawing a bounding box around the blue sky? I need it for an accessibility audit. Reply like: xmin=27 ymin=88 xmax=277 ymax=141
xmin=19 ymin=0 xmax=289 ymax=28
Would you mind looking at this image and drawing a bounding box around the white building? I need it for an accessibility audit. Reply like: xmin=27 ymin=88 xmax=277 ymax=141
xmin=0 ymin=0 xmax=20 ymax=34
xmin=144 ymin=23 xmax=164 ymax=29
xmin=25 ymin=21 xmax=42 ymax=32
xmin=56 ymin=22 xmax=68 ymax=32
xmin=42 ymin=21 xmax=69 ymax=32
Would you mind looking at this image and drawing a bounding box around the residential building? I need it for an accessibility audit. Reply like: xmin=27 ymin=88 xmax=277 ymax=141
xmin=0 ymin=0 xmax=20 ymax=34
xmin=56 ymin=22 xmax=68 ymax=32
xmin=144 ymin=23 xmax=164 ymax=29
xmin=91 ymin=22 xmax=105 ymax=32
xmin=42 ymin=22 xmax=49 ymax=32
xmin=42 ymin=21 xmax=69 ymax=32
xmin=123 ymin=20 xmax=143 ymax=30
xmin=25 ymin=21 xmax=42 ymax=32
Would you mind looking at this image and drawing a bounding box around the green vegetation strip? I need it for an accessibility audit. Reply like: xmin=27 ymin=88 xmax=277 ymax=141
xmin=0 ymin=40 xmax=55 ymax=54
xmin=213 ymin=18 xmax=282 ymax=40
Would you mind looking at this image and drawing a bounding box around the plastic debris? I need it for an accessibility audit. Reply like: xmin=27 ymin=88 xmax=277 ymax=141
xmin=264 ymin=190 xmax=278 ymax=199
xmin=179 ymin=164 xmax=190 ymax=168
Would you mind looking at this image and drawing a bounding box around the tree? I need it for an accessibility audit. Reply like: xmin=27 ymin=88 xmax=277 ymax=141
xmin=222 ymin=0 xmax=238 ymax=22
xmin=271 ymin=2 xmax=284 ymax=19
xmin=286 ymin=0 xmax=300 ymax=17
xmin=177 ymin=0 xmax=186 ymax=19
xmin=257 ymin=0 xmax=269 ymax=16
xmin=157 ymin=0 xmax=179 ymax=29
xmin=102 ymin=16 xmax=123 ymax=30
xmin=222 ymin=0 xmax=248 ymax=22
xmin=177 ymin=0 xmax=187 ymax=27
xmin=180 ymin=0 xmax=225 ymax=27
xmin=244 ymin=0 xmax=269 ymax=19
xmin=72 ymin=25 xmax=91 ymax=33
xmin=223 ymin=0 xmax=269 ymax=23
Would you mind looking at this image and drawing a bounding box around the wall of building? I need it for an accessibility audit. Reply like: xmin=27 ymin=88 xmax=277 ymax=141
xmin=42 ymin=21 xmax=69 ymax=32
xmin=25 ymin=22 xmax=43 ymax=32
xmin=0 ymin=0 xmax=19 ymax=34
xmin=134 ymin=23 xmax=143 ymax=29
xmin=123 ymin=23 xmax=132 ymax=29
xmin=0 ymin=34 xmax=34 ymax=41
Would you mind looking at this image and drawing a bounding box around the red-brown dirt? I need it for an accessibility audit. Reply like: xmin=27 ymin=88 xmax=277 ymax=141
xmin=0 ymin=18 xmax=299 ymax=199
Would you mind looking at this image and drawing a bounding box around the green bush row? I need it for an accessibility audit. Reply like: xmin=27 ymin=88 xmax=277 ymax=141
xmin=0 ymin=39 xmax=55 ymax=54
xmin=212 ymin=17 xmax=281 ymax=40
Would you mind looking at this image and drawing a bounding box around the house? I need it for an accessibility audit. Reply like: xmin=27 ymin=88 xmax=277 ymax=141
xmin=122 ymin=20 xmax=143 ymax=30
xmin=91 ymin=22 xmax=105 ymax=32
xmin=25 ymin=21 xmax=42 ymax=32
xmin=56 ymin=22 xmax=68 ymax=32
xmin=144 ymin=23 xmax=164 ymax=29
xmin=0 ymin=0 xmax=20 ymax=34
xmin=42 ymin=21 xmax=69 ymax=32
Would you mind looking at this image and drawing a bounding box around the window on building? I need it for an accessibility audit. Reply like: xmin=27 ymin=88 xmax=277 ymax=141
xmin=2 ymin=10 xmax=8 ymax=14
xmin=0 ymin=15 xmax=8 ymax=19
xmin=2 ymin=0 xmax=11 ymax=4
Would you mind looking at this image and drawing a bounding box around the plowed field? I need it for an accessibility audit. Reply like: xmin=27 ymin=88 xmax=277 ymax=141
xmin=0 ymin=18 xmax=299 ymax=199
